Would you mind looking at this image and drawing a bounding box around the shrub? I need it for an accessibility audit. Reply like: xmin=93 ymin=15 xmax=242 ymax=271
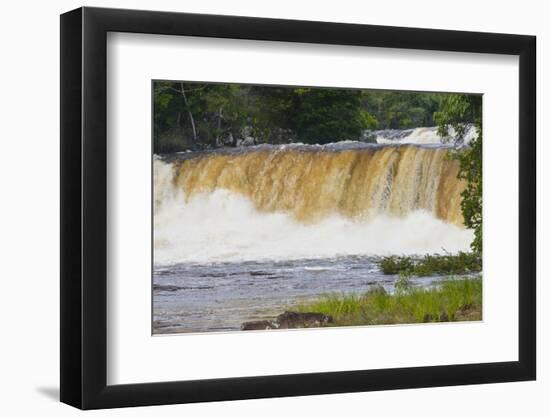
xmin=379 ymin=252 xmax=481 ymax=276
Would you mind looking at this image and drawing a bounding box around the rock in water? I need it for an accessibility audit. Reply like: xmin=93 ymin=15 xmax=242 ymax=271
xmin=241 ymin=311 xmax=333 ymax=331
xmin=367 ymin=284 xmax=387 ymax=295
xmin=276 ymin=311 xmax=333 ymax=329
xmin=240 ymin=320 xmax=277 ymax=331
xmin=153 ymin=284 xmax=182 ymax=292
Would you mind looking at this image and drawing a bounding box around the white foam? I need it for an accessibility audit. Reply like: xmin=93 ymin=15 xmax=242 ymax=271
xmin=375 ymin=125 xmax=477 ymax=146
xmin=153 ymin=188 xmax=473 ymax=265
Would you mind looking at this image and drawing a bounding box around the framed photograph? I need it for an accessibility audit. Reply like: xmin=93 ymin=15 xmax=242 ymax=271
xmin=60 ymin=6 xmax=536 ymax=409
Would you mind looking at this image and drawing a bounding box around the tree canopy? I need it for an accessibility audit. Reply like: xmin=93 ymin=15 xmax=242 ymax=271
xmin=153 ymin=82 xmax=473 ymax=153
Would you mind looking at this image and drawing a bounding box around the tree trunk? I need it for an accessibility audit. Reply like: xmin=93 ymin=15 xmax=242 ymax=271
xmin=216 ymin=107 xmax=223 ymax=147
xmin=229 ymin=129 xmax=238 ymax=147
xmin=179 ymin=83 xmax=197 ymax=143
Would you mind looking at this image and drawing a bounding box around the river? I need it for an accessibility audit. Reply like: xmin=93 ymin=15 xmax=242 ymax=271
xmin=153 ymin=130 xmax=475 ymax=334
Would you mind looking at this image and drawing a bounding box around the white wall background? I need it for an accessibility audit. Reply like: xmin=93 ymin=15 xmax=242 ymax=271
xmin=0 ymin=0 xmax=545 ymax=415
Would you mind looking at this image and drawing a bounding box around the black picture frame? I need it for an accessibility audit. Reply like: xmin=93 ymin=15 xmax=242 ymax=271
xmin=60 ymin=6 xmax=536 ymax=410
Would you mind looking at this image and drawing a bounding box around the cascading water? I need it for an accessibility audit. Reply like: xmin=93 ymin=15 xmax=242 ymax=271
xmin=153 ymin=141 xmax=475 ymax=333
xmin=154 ymin=143 xmax=471 ymax=264
xmin=373 ymin=125 xmax=477 ymax=145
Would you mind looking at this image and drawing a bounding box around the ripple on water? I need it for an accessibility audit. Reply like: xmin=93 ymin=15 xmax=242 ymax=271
xmin=152 ymin=255 xmax=450 ymax=334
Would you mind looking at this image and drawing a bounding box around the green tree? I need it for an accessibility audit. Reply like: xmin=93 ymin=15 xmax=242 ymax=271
xmin=292 ymin=88 xmax=377 ymax=144
xmin=362 ymin=91 xmax=444 ymax=129
xmin=203 ymin=84 xmax=253 ymax=146
xmin=153 ymin=82 xmax=253 ymax=151
xmin=251 ymin=86 xmax=297 ymax=143
xmin=434 ymin=94 xmax=482 ymax=253
xmin=153 ymin=81 xmax=206 ymax=152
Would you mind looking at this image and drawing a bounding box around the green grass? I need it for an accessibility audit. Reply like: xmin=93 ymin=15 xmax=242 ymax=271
xmin=379 ymin=252 xmax=482 ymax=276
xmin=294 ymin=277 xmax=482 ymax=327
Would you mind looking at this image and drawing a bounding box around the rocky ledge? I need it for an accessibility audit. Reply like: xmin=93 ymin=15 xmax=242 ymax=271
xmin=241 ymin=311 xmax=333 ymax=331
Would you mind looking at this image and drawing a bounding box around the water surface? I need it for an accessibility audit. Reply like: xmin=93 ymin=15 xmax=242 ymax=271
xmin=153 ymin=255 xmax=447 ymax=334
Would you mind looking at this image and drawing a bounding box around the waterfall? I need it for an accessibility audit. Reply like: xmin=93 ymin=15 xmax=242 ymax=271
xmin=153 ymin=144 xmax=472 ymax=264
xmin=156 ymin=144 xmax=465 ymax=225
xmin=374 ymin=125 xmax=477 ymax=146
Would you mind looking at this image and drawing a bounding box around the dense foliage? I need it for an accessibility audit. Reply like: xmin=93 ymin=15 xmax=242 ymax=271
xmin=292 ymin=88 xmax=376 ymax=143
xmin=153 ymin=82 xmax=460 ymax=153
xmin=435 ymin=94 xmax=483 ymax=253
xmin=362 ymin=90 xmax=445 ymax=129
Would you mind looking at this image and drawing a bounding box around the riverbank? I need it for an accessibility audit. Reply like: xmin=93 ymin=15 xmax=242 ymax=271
xmin=294 ymin=277 xmax=482 ymax=327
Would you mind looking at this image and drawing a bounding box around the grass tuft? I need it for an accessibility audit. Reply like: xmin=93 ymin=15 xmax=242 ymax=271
xmin=294 ymin=277 xmax=482 ymax=327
